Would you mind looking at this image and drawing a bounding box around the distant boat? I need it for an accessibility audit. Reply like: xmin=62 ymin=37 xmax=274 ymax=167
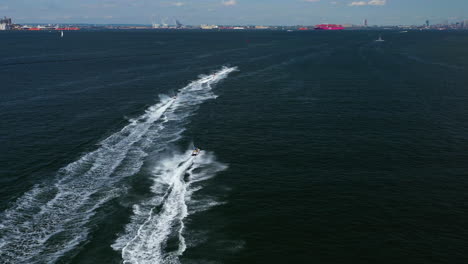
xmin=375 ymin=35 xmax=384 ymax=42
xmin=60 ymin=31 xmax=64 ymax=38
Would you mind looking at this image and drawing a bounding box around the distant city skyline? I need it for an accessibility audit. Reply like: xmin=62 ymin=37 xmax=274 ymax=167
xmin=1 ymin=0 xmax=467 ymax=25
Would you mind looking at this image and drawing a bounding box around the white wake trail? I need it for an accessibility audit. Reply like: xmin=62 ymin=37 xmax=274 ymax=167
xmin=113 ymin=150 xmax=228 ymax=264
xmin=0 ymin=66 xmax=237 ymax=264
xmin=123 ymin=153 xmax=193 ymax=264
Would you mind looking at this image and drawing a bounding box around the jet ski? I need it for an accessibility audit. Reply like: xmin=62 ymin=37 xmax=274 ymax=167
xmin=192 ymin=148 xmax=201 ymax=156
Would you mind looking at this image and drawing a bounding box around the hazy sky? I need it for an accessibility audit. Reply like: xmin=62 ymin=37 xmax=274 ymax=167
xmin=1 ymin=0 xmax=467 ymax=25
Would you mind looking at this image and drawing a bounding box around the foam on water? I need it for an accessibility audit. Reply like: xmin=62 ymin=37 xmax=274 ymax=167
xmin=112 ymin=150 xmax=228 ymax=264
xmin=0 ymin=66 xmax=237 ymax=264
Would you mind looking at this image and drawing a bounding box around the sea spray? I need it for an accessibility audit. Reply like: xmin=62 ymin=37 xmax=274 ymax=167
xmin=113 ymin=149 xmax=228 ymax=264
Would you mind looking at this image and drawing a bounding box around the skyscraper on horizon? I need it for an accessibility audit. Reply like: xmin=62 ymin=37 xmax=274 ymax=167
xmin=0 ymin=17 xmax=12 ymax=30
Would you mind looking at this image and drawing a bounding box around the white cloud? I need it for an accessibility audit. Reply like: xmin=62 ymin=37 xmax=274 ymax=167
xmin=349 ymin=1 xmax=367 ymax=6
xmin=368 ymin=0 xmax=386 ymax=5
xmin=349 ymin=0 xmax=386 ymax=6
xmin=222 ymin=0 xmax=237 ymax=6
xmin=160 ymin=1 xmax=185 ymax=7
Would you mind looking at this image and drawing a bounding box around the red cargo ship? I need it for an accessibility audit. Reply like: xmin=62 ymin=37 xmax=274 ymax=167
xmin=314 ymin=24 xmax=344 ymax=30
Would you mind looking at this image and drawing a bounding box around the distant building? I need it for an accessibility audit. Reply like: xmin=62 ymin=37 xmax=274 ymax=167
xmin=200 ymin=24 xmax=218 ymax=30
xmin=0 ymin=17 xmax=12 ymax=30
xmin=364 ymin=19 xmax=368 ymax=27
xmin=426 ymin=20 xmax=430 ymax=27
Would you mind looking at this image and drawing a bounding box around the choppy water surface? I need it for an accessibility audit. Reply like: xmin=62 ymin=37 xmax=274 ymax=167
xmin=1 ymin=31 xmax=468 ymax=264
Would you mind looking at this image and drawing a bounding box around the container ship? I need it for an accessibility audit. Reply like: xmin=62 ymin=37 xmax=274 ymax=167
xmin=314 ymin=24 xmax=344 ymax=30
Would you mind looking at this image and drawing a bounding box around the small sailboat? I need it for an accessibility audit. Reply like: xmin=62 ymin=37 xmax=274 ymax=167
xmin=60 ymin=31 xmax=64 ymax=38
xmin=375 ymin=35 xmax=384 ymax=42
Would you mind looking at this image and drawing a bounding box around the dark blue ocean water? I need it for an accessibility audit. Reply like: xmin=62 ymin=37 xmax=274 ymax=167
xmin=1 ymin=30 xmax=468 ymax=264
